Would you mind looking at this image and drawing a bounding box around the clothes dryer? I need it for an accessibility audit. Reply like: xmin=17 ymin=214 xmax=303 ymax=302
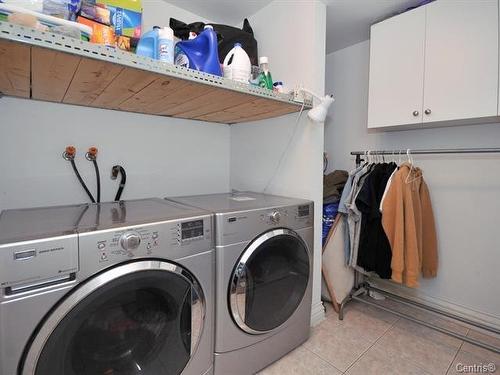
xmin=167 ymin=192 xmax=314 ymax=375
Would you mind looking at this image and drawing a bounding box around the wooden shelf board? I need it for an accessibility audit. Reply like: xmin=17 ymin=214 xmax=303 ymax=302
xmin=0 ymin=25 xmax=308 ymax=124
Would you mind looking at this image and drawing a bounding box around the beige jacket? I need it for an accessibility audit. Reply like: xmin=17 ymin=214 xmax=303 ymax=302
xmin=381 ymin=162 xmax=438 ymax=288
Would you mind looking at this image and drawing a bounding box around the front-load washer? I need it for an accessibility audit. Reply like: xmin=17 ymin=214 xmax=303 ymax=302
xmin=0 ymin=198 xmax=215 ymax=375
xmin=166 ymin=192 xmax=314 ymax=375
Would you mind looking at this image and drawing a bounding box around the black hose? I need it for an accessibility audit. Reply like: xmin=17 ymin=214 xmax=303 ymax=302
xmin=112 ymin=165 xmax=127 ymax=201
xmin=92 ymin=159 xmax=101 ymax=203
xmin=70 ymin=159 xmax=95 ymax=203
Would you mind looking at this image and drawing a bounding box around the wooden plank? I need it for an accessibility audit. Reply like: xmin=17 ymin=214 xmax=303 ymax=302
xmin=0 ymin=40 xmax=30 ymax=98
xmin=147 ymin=83 xmax=215 ymax=115
xmin=31 ymin=47 xmax=81 ymax=102
xmin=63 ymin=57 xmax=123 ymax=105
xmin=231 ymin=105 xmax=299 ymax=124
xmin=197 ymin=98 xmax=297 ymax=123
xmin=118 ymin=76 xmax=190 ymax=113
xmin=163 ymin=88 xmax=253 ymax=117
xmin=91 ymin=67 xmax=160 ymax=109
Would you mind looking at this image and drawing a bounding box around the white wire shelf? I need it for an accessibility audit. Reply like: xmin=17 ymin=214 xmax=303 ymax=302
xmin=0 ymin=21 xmax=311 ymax=124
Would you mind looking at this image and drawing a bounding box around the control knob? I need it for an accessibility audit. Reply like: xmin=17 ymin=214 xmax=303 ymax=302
xmin=120 ymin=232 xmax=141 ymax=251
xmin=269 ymin=211 xmax=281 ymax=223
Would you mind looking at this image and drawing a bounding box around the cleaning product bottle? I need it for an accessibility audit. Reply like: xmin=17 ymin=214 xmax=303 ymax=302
xmin=175 ymin=25 xmax=222 ymax=76
xmin=158 ymin=26 xmax=175 ymax=63
xmin=258 ymin=56 xmax=273 ymax=90
xmin=136 ymin=26 xmax=160 ymax=59
xmin=223 ymin=43 xmax=251 ymax=83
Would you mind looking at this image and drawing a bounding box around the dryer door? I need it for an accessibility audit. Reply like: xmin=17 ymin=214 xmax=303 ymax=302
xmin=21 ymin=260 xmax=205 ymax=375
xmin=229 ymin=228 xmax=310 ymax=334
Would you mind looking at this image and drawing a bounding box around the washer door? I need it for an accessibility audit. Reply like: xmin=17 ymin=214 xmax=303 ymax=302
xmin=229 ymin=228 xmax=310 ymax=334
xmin=21 ymin=260 xmax=205 ymax=375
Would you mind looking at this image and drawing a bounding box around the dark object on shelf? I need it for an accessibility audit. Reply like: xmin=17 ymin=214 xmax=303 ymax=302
xmin=170 ymin=17 xmax=259 ymax=66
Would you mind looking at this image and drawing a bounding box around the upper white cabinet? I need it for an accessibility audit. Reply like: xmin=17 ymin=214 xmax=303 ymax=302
xmin=423 ymin=1 xmax=498 ymax=123
xmin=368 ymin=7 xmax=426 ymax=128
xmin=368 ymin=0 xmax=499 ymax=130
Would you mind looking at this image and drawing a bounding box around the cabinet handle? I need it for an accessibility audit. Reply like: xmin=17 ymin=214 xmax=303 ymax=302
xmin=425 ymin=109 xmax=432 ymax=115
xmin=412 ymin=110 xmax=419 ymax=117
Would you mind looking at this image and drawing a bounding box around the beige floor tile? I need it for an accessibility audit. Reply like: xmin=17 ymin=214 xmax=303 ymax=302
xmin=394 ymin=319 xmax=464 ymax=349
xmin=349 ymin=300 xmax=400 ymax=325
xmin=446 ymin=349 xmax=499 ymax=375
xmin=337 ymin=307 xmax=396 ymax=342
xmin=346 ymin=342 xmax=432 ymax=375
xmin=258 ymin=345 xmax=342 ymax=375
xmin=461 ymin=329 xmax=500 ymax=364
xmin=375 ymin=321 xmax=460 ymax=375
xmin=303 ymin=317 xmax=375 ymax=371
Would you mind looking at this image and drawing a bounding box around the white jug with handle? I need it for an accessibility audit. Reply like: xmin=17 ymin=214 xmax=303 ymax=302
xmin=223 ymin=43 xmax=251 ymax=83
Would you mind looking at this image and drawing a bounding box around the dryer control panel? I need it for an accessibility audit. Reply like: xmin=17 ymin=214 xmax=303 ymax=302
xmin=216 ymin=202 xmax=314 ymax=245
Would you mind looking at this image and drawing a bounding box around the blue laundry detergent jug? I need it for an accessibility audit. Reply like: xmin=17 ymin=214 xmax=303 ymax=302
xmin=136 ymin=26 xmax=160 ymax=59
xmin=175 ymin=25 xmax=222 ymax=76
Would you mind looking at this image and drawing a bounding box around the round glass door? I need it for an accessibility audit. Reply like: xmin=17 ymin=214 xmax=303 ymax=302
xmin=21 ymin=260 xmax=204 ymax=375
xmin=229 ymin=228 xmax=310 ymax=334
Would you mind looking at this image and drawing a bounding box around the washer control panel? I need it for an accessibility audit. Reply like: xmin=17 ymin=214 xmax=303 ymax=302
xmin=84 ymin=217 xmax=212 ymax=266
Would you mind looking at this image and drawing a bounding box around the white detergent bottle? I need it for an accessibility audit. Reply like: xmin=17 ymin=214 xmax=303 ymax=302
xmin=158 ymin=26 xmax=175 ymax=63
xmin=223 ymin=43 xmax=251 ymax=83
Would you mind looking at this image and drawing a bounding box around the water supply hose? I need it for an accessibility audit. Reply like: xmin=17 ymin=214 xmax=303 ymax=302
xmin=63 ymin=146 xmax=96 ymax=203
xmin=86 ymin=147 xmax=101 ymax=203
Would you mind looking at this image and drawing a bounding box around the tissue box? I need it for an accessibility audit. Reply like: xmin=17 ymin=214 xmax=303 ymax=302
xmin=96 ymin=0 xmax=141 ymax=38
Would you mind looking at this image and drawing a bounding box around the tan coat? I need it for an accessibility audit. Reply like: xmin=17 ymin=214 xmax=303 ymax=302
xmin=381 ymin=162 xmax=438 ymax=287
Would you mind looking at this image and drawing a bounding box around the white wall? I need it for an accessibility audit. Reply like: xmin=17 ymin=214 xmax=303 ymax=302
xmin=230 ymin=0 xmax=327 ymax=324
xmin=0 ymin=99 xmax=230 ymax=209
xmin=325 ymin=40 xmax=500 ymax=326
xmin=0 ymin=2 xmax=228 ymax=210
xmin=142 ymin=0 xmax=212 ymax=30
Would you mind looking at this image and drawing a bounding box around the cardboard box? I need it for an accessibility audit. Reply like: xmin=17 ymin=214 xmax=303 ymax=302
xmin=80 ymin=1 xmax=111 ymax=26
xmin=96 ymin=0 xmax=142 ymax=38
xmin=77 ymin=16 xmax=115 ymax=46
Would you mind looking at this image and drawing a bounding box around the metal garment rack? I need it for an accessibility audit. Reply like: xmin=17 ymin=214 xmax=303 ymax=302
xmin=339 ymin=147 xmax=500 ymax=354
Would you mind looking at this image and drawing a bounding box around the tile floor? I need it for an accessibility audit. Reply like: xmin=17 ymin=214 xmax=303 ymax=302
xmin=259 ymin=300 xmax=500 ymax=375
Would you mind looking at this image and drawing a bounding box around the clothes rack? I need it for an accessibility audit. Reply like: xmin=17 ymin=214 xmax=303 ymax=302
xmin=339 ymin=147 xmax=500 ymax=354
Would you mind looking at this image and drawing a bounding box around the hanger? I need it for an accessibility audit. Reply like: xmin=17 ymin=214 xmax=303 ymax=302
xmin=357 ymin=150 xmax=376 ymax=186
xmin=405 ymin=149 xmax=422 ymax=184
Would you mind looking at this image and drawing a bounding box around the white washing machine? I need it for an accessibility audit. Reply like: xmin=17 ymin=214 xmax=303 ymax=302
xmin=167 ymin=192 xmax=314 ymax=375
xmin=0 ymin=198 xmax=215 ymax=375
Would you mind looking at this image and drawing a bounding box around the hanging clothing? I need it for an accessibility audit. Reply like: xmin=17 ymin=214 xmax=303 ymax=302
xmin=344 ymin=164 xmax=372 ymax=269
xmin=355 ymin=163 xmax=397 ymax=278
xmin=379 ymin=167 xmax=397 ymax=213
xmin=381 ymin=162 xmax=438 ymax=288
xmin=338 ymin=165 xmax=363 ymax=264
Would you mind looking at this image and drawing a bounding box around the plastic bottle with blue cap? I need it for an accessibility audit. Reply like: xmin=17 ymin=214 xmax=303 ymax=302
xmin=174 ymin=25 xmax=222 ymax=76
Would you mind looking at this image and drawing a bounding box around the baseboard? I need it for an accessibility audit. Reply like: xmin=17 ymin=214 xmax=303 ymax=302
xmin=310 ymin=300 xmax=325 ymax=326
xmin=370 ymin=279 xmax=500 ymax=332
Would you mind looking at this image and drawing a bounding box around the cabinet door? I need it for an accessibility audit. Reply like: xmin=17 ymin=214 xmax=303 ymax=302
xmin=423 ymin=0 xmax=498 ymax=123
xmin=367 ymin=6 xmax=425 ymax=129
